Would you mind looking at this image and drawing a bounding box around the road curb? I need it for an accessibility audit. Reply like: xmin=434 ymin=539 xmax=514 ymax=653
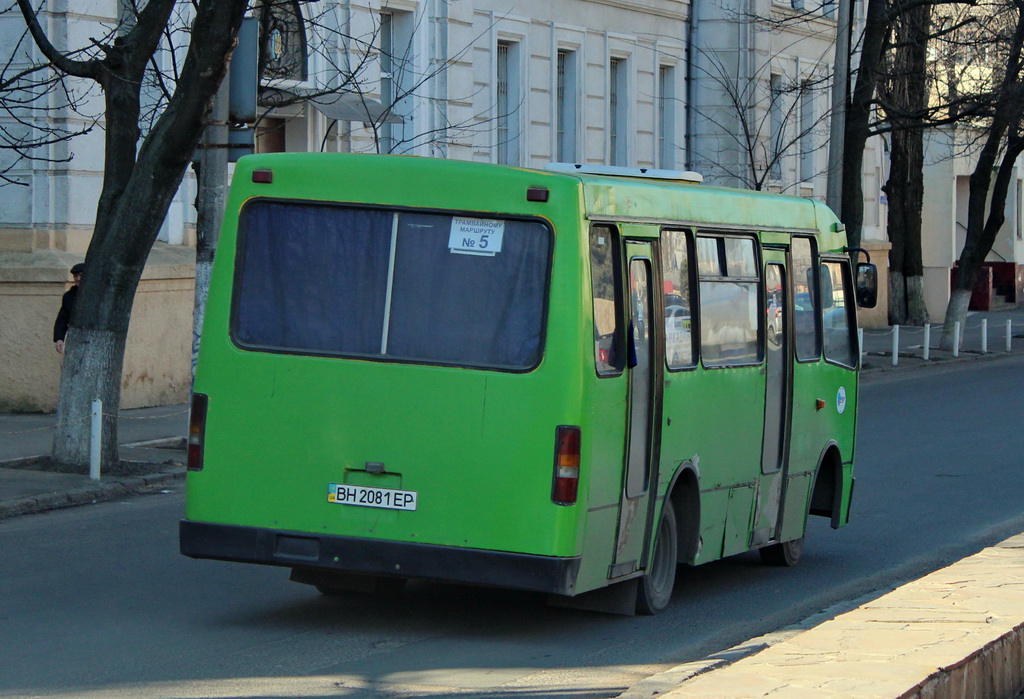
xmin=652 ymin=533 xmax=1024 ymax=698
xmin=0 ymin=469 xmax=185 ymax=521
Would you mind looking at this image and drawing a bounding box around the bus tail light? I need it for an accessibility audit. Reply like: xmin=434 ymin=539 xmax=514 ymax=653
xmin=551 ymin=425 xmax=581 ymax=505
xmin=188 ymin=393 xmax=209 ymax=471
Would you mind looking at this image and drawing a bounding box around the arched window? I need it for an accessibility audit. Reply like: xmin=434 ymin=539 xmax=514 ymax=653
xmin=256 ymin=0 xmax=307 ymax=81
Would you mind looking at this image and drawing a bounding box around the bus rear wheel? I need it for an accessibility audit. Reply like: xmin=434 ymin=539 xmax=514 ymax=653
xmin=636 ymin=501 xmax=678 ymax=615
xmin=759 ymin=537 xmax=804 ymax=566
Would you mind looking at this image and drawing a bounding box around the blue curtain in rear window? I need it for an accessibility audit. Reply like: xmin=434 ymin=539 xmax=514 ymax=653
xmin=234 ymin=202 xmax=391 ymax=354
xmin=386 ymin=212 xmax=548 ymax=368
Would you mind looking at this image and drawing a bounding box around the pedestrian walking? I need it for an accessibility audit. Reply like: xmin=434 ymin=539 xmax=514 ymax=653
xmin=53 ymin=263 xmax=84 ymax=354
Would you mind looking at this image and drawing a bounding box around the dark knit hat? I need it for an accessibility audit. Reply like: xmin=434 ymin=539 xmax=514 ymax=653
xmin=70 ymin=263 xmax=85 ymax=275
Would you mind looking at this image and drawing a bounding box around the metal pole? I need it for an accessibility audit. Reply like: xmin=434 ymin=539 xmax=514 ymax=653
xmin=981 ymin=318 xmax=988 ymax=354
xmin=1008 ymin=320 xmax=1013 ymax=352
xmin=923 ymin=324 xmax=930 ymax=361
xmin=892 ymin=325 xmax=899 ymax=366
xmin=191 ymin=83 xmax=230 ymax=388
xmin=953 ymin=321 xmax=961 ymax=357
xmin=89 ymin=399 xmax=101 ymax=481
xmin=826 ymin=0 xmax=852 ymax=215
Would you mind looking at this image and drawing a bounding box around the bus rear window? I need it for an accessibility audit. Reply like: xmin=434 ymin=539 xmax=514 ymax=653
xmin=232 ymin=201 xmax=551 ymax=370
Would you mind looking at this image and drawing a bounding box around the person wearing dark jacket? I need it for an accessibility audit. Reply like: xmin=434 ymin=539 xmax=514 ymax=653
xmin=53 ymin=263 xmax=84 ymax=354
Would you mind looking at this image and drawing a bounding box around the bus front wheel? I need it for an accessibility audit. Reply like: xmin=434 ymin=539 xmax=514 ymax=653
xmin=636 ymin=501 xmax=678 ymax=615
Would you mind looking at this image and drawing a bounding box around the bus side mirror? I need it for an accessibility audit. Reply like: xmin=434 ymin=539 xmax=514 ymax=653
xmin=855 ymin=263 xmax=878 ymax=308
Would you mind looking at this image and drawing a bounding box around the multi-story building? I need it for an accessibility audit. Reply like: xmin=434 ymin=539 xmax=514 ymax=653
xmin=0 ymin=0 xmax=895 ymax=412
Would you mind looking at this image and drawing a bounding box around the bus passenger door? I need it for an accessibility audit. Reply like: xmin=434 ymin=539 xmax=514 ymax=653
xmin=752 ymin=252 xmax=792 ymax=546
xmin=612 ymin=246 xmax=661 ymax=576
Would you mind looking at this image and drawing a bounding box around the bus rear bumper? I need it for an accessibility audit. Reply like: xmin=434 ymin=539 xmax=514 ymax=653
xmin=179 ymin=520 xmax=582 ymax=595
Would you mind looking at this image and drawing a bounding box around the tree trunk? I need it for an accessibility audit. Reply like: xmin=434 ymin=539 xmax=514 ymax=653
xmin=881 ymin=4 xmax=930 ymax=327
xmin=840 ymin=0 xmax=892 ymax=251
xmin=889 ymin=269 xmax=907 ymax=325
xmin=52 ymin=328 xmax=125 ymax=469
xmin=940 ymin=7 xmax=1024 ymax=349
xmin=49 ymin=0 xmax=248 ymax=472
xmin=906 ymin=274 xmax=928 ymax=325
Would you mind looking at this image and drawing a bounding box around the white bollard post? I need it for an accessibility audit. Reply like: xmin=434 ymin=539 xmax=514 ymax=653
xmin=953 ymin=322 xmax=961 ymax=358
xmin=90 ymin=399 xmax=101 ymax=481
xmin=981 ymin=318 xmax=988 ymax=354
xmin=923 ymin=324 xmax=931 ymax=361
xmin=892 ymin=325 xmax=900 ymax=366
xmin=1009 ymin=320 xmax=1014 ymax=353
xmin=858 ymin=328 xmax=864 ymax=364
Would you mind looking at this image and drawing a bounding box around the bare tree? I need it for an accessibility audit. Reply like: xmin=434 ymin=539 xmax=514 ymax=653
xmin=689 ymin=46 xmax=833 ymax=192
xmin=0 ymin=4 xmax=98 ymax=185
xmin=840 ymin=0 xmax=985 ymax=253
xmin=9 ymin=0 xmax=248 ymax=471
xmin=939 ymin=0 xmax=1024 ymax=348
xmin=878 ymin=4 xmax=933 ymax=325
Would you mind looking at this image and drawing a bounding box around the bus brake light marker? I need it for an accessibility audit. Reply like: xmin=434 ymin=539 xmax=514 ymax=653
xmin=551 ymin=425 xmax=581 ymax=505
xmin=188 ymin=393 xmax=209 ymax=471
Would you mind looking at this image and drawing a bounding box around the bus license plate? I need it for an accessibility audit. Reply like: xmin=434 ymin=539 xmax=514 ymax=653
xmin=328 ymin=483 xmax=417 ymax=511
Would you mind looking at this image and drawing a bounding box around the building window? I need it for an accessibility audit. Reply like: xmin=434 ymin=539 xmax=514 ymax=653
xmin=497 ymin=41 xmax=521 ymax=165
xmin=556 ymin=50 xmax=577 ymax=163
xmin=658 ymin=65 xmax=676 ymax=169
xmin=609 ymin=57 xmax=627 ymax=166
xmin=769 ymin=73 xmax=783 ymax=181
xmin=799 ymin=85 xmax=814 ymax=182
xmin=379 ymin=11 xmax=414 ymax=154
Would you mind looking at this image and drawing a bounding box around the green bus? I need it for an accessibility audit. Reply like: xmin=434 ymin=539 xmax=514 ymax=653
xmin=180 ymin=154 xmax=877 ymax=615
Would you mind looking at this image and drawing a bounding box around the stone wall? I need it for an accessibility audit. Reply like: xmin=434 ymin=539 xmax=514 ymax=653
xmin=0 ymin=244 xmax=194 ymax=413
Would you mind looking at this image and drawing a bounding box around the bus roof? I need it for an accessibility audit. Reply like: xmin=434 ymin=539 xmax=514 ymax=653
xmin=555 ymin=169 xmax=837 ymax=236
xmin=231 ymin=153 xmax=840 ymax=239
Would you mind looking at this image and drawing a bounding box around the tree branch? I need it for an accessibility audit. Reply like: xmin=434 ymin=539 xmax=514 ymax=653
xmin=15 ymin=0 xmax=100 ymax=79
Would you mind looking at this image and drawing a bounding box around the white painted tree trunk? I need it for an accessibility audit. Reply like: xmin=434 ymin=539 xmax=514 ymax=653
xmin=940 ymin=289 xmax=971 ymax=351
xmin=906 ymin=274 xmax=929 ymax=326
xmin=889 ymin=272 xmax=929 ymax=326
xmin=53 ymin=327 xmax=126 ymax=471
xmin=889 ymin=270 xmax=907 ymax=325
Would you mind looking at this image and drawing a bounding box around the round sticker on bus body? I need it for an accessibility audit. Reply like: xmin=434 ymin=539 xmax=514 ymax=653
xmin=836 ymin=386 xmax=847 ymax=414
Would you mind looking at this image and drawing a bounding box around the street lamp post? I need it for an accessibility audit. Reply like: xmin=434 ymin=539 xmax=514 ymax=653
xmin=827 ymin=0 xmax=853 ymax=217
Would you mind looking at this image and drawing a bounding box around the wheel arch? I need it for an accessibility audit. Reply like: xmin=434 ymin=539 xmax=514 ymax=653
xmin=664 ymin=461 xmax=701 ymax=565
xmin=810 ymin=441 xmax=846 ymax=530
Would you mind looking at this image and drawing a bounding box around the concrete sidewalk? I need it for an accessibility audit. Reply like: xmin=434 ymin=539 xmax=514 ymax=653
xmin=1 ymin=306 xmax=1023 ymax=698
xmin=0 ymin=403 xmax=188 ymax=519
xmin=639 ymin=531 xmax=1024 ymax=698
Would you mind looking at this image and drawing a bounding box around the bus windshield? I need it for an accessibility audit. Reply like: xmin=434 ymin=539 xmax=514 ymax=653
xmin=232 ymin=201 xmax=552 ymax=370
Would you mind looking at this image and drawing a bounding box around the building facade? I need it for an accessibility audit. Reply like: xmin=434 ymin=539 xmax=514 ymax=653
xmin=0 ymin=0 xmax=901 ymax=412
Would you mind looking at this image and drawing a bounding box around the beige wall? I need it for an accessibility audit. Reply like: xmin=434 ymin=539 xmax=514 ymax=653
xmin=0 ymin=244 xmax=194 ymax=413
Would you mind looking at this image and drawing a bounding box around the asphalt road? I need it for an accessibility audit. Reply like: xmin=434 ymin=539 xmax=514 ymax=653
xmin=1 ymin=356 xmax=1023 ymax=698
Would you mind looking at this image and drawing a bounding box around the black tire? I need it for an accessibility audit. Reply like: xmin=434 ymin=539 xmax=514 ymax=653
xmin=636 ymin=501 xmax=678 ymax=615
xmin=759 ymin=537 xmax=804 ymax=566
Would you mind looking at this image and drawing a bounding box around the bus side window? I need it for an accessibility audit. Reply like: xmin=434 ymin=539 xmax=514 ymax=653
xmin=696 ymin=234 xmax=761 ymax=367
xmin=821 ymin=260 xmax=857 ymax=368
xmin=661 ymin=229 xmax=696 ymax=369
xmin=590 ymin=225 xmax=623 ymax=376
xmin=792 ymin=237 xmax=821 ymax=361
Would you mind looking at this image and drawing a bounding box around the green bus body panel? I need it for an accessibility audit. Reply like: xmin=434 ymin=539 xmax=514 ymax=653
xmin=189 ymin=154 xmax=595 ymax=561
xmin=185 ymin=153 xmax=860 ymax=598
